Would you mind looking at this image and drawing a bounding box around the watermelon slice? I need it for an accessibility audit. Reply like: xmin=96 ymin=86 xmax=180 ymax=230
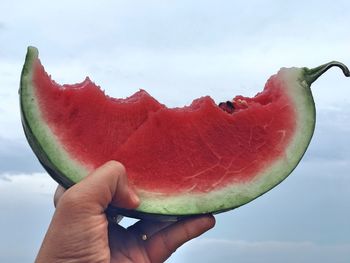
xmin=20 ymin=47 xmax=349 ymax=219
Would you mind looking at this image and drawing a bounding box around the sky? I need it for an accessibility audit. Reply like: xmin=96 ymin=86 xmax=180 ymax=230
xmin=1 ymin=0 xmax=350 ymax=262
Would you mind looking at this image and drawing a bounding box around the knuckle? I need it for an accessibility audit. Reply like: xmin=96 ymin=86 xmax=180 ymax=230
xmin=57 ymin=187 xmax=83 ymax=210
xmin=161 ymin=231 xmax=176 ymax=254
xmin=182 ymin=221 xmax=193 ymax=240
xmin=197 ymin=215 xmax=215 ymax=230
xmin=105 ymin=160 xmax=126 ymax=174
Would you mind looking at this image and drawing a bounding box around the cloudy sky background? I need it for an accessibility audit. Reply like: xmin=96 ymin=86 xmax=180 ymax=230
xmin=1 ymin=0 xmax=350 ymax=262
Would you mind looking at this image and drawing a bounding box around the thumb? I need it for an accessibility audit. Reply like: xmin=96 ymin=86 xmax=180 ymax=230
xmin=57 ymin=161 xmax=140 ymax=215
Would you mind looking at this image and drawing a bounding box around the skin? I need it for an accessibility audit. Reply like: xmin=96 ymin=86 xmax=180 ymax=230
xmin=35 ymin=161 xmax=216 ymax=263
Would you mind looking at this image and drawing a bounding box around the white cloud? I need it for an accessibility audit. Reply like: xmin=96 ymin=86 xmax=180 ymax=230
xmin=0 ymin=136 xmax=44 ymax=173
xmin=167 ymin=238 xmax=350 ymax=263
xmin=1 ymin=2 xmax=350 ymax=261
xmin=304 ymin=105 xmax=350 ymax=161
xmin=0 ymin=173 xmax=57 ymax=263
xmin=201 ymin=158 xmax=350 ymax=246
xmin=1 ymin=0 xmax=349 ymax=141
xmin=1 ymin=159 xmax=350 ymax=262
xmin=0 ymin=172 xmax=139 ymax=262
xmin=0 ymin=172 xmax=56 ymax=199
xmin=0 ymin=61 xmax=23 ymax=139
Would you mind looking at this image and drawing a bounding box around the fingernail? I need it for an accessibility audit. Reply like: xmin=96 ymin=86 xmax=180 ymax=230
xmin=129 ymin=189 xmax=140 ymax=206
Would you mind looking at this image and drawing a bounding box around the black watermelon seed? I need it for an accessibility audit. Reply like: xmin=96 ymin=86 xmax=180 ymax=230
xmin=219 ymin=101 xmax=235 ymax=114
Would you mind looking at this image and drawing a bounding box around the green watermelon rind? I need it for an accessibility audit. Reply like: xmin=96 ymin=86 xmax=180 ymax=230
xmin=135 ymin=68 xmax=316 ymax=214
xmin=20 ymin=47 xmax=89 ymax=186
xmin=20 ymin=46 xmax=316 ymax=217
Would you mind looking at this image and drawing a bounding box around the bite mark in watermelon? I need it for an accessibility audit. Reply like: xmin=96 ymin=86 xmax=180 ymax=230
xmin=20 ymin=47 xmax=349 ymax=218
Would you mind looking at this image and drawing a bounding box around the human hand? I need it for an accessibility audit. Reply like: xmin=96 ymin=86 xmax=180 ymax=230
xmin=35 ymin=161 xmax=215 ymax=263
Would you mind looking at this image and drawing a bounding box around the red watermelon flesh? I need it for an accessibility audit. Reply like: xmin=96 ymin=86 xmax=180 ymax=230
xmin=33 ymin=59 xmax=295 ymax=194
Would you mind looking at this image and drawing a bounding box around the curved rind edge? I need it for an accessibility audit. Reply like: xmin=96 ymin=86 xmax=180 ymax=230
xmin=20 ymin=46 xmax=317 ymax=219
xmin=20 ymin=47 xmax=85 ymax=188
xmin=130 ymin=67 xmax=316 ymax=216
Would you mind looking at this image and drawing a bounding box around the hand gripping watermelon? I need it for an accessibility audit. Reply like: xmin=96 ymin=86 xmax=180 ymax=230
xmin=20 ymin=47 xmax=349 ymax=220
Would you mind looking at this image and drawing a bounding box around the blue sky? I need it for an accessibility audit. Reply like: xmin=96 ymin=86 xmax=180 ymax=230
xmin=1 ymin=0 xmax=350 ymax=262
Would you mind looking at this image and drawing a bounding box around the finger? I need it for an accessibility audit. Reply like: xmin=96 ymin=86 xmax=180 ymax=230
xmin=53 ymin=185 xmax=66 ymax=207
xmin=145 ymin=215 xmax=215 ymax=263
xmin=57 ymin=161 xmax=140 ymax=215
xmin=109 ymin=223 xmax=150 ymax=263
xmin=128 ymin=220 xmax=173 ymax=240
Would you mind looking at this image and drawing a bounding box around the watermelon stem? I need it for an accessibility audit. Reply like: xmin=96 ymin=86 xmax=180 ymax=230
xmin=305 ymin=61 xmax=350 ymax=85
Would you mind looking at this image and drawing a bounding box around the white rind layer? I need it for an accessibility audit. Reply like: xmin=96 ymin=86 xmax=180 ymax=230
xmin=21 ymin=47 xmax=315 ymax=215
xmin=136 ymin=68 xmax=315 ymax=214
xmin=21 ymin=47 xmax=91 ymax=184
